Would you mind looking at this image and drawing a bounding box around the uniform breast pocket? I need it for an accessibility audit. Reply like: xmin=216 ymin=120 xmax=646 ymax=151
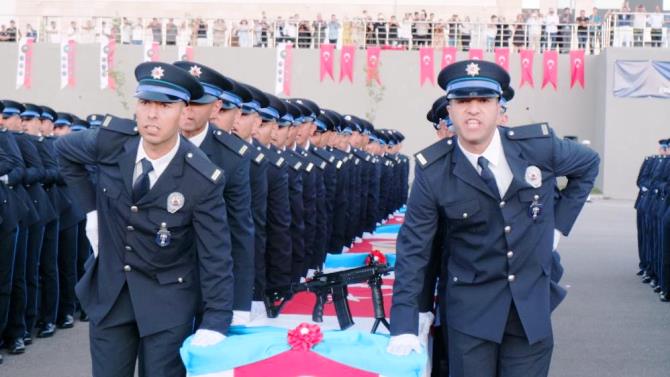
xmin=517 ymin=187 xmax=553 ymax=223
xmin=441 ymin=199 xmax=484 ymax=231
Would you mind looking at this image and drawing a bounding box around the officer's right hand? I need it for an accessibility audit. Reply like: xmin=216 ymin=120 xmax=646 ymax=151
xmin=386 ymin=334 xmax=422 ymax=356
xmin=85 ymin=210 xmax=100 ymax=257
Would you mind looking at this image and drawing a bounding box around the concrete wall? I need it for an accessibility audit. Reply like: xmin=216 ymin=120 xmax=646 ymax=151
xmin=0 ymin=43 xmax=667 ymax=198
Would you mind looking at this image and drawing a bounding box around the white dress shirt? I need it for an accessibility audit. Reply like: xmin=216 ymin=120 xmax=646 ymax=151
xmin=458 ymin=128 xmax=513 ymax=198
xmin=133 ymin=136 xmax=181 ymax=189
xmin=187 ymin=124 xmax=209 ymax=148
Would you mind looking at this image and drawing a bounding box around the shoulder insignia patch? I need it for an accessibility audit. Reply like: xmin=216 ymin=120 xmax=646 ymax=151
xmin=504 ymin=123 xmax=552 ymax=140
xmin=185 ymin=148 xmax=224 ymax=184
xmin=100 ymin=115 xmax=138 ymax=136
xmin=414 ymin=137 xmax=455 ymax=169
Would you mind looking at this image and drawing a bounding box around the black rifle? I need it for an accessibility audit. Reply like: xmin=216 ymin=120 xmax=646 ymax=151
xmin=264 ymin=263 xmax=393 ymax=332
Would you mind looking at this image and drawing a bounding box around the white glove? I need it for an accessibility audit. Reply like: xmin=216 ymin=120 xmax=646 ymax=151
xmin=418 ymin=312 xmax=435 ymax=346
xmin=553 ymin=229 xmax=562 ymax=251
xmin=386 ymin=334 xmax=423 ymax=356
xmin=191 ymin=329 xmax=226 ymax=347
xmin=85 ymin=211 xmax=99 ymax=257
xmin=250 ymin=300 xmax=267 ymax=321
xmin=231 ymin=310 xmax=251 ymax=326
xmin=0 ymin=175 xmax=8 ymax=185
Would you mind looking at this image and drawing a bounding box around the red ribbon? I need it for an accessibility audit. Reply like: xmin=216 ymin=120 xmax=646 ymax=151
xmin=339 ymin=44 xmax=355 ymax=83
xmin=441 ymin=46 xmax=457 ymax=68
xmin=570 ymin=50 xmax=585 ymax=89
xmin=366 ymin=46 xmax=381 ymax=85
xmin=494 ymin=48 xmax=510 ymax=71
xmin=320 ymin=44 xmax=335 ymax=82
xmin=519 ymin=49 xmax=535 ymax=88
xmin=419 ymin=47 xmax=434 ymax=86
xmin=287 ymin=323 xmax=323 ymax=351
xmin=542 ymin=50 xmax=558 ymax=90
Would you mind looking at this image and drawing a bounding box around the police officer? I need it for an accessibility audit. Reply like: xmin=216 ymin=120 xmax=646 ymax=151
xmin=55 ymin=62 xmax=234 ymax=377
xmin=174 ymin=61 xmax=255 ymax=325
xmin=232 ymin=84 xmax=271 ymax=318
xmin=388 ymin=60 xmax=599 ymax=377
xmin=256 ymin=94 xmax=292 ymax=290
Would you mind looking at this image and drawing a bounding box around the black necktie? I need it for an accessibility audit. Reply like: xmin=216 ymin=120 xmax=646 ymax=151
xmin=133 ymin=158 xmax=154 ymax=203
xmin=478 ymin=156 xmax=500 ymax=199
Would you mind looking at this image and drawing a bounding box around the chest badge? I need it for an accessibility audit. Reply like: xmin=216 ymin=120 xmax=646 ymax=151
xmin=525 ymin=166 xmax=542 ymax=189
xmin=167 ymin=192 xmax=185 ymax=214
xmin=156 ymin=222 xmax=172 ymax=248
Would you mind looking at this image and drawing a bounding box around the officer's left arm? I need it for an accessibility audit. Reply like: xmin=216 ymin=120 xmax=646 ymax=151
xmin=194 ymin=179 xmax=234 ymax=335
xmin=551 ymin=136 xmax=600 ymax=235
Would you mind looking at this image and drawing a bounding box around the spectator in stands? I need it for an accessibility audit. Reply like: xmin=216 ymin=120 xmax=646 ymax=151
xmin=131 ymin=19 xmax=144 ymax=45
xmin=433 ymin=18 xmax=445 ymax=47
xmin=589 ymin=7 xmax=602 ymax=53
xmin=6 ymin=20 xmax=19 ymax=42
xmin=545 ymin=8 xmax=559 ymax=50
xmin=0 ymin=25 xmax=8 ymax=42
xmin=46 ymin=20 xmax=61 ymax=43
xmin=576 ymin=10 xmax=589 ymax=50
xmin=166 ymin=18 xmax=178 ymax=45
xmin=513 ymin=13 xmax=526 ymax=51
xmin=298 ymin=18 xmax=312 ymax=48
xmin=213 ymin=19 xmax=227 ymax=47
xmin=632 ymin=4 xmax=646 ymax=47
xmin=461 ymin=16 xmax=472 ymax=50
xmin=284 ymin=16 xmax=298 ymax=44
xmin=237 ymin=19 xmax=253 ymax=47
xmin=486 ymin=15 xmax=497 ymax=51
xmin=78 ymin=19 xmax=94 ymax=43
xmin=195 ymin=18 xmax=208 ymax=46
xmin=121 ymin=18 xmax=132 ymax=44
xmin=446 ymin=14 xmax=460 ymax=47
xmin=398 ymin=13 xmax=412 ymax=47
xmin=327 ymin=14 xmax=340 ymax=44
xmin=312 ymin=13 xmax=327 ymax=46
xmin=559 ymin=7 xmax=573 ymax=53
xmin=427 ymin=12 xmax=435 ymax=46
xmin=67 ymin=21 xmax=79 ymax=42
xmin=414 ymin=11 xmax=430 ymax=47
xmin=527 ymin=11 xmax=542 ymax=51
xmin=649 ymin=5 xmax=664 ymax=48
xmin=259 ymin=15 xmax=270 ymax=47
xmin=177 ymin=21 xmax=192 ymax=46
xmin=149 ymin=18 xmax=162 ymax=44
xmin=617 ymin=2 xmax=633 ymax=47
xmin=25 ymin=24 xmax=37 ymax=41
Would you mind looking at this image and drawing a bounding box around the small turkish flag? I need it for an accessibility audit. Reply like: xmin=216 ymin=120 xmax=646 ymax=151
xmin=339 ymin=44 xmax=355 ymax=83
xmin=441 ymin=46 xmax=457 ymax=68
xmin=542 ymin=50 xmax=558 ymax=90
xmin=494 ymin=48 xmax=510 ymax=71
xmin=366 ymin=46 xmax=381 ymax=85
xmin=320 ymin=44 xmax=335 ymax=81
xmin=468 ymin=48 xmax=483 ymax=60
xmin=570 ymin=50 xmax=585 ymax=89
xmin=519 ymin=49 xmax=534 ymax=88
xmin=419 ymin=47 xmax=434 ymax=86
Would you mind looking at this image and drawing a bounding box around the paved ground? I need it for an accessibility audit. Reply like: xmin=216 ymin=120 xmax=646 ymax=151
xmin=2 ymin=199 xmax=669 ymax=376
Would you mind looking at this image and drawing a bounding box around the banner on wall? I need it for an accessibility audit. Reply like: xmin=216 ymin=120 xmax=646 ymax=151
xmin=419 ymin=47 xmax=434 ymax=86
xmin=16 ymin=38 xmax=34 ymax=89
xmin=100 ymin=36 xmax=116 ymax=90
xmin=340 ymin=44 xmax=355 ymax=83
xmin=275 ymin=42 xmax=293 ymax=96
xmin=613 ymin=60 xmax=670 ymax=98
xmin=320 ymin=43 xmax=335 ymax=81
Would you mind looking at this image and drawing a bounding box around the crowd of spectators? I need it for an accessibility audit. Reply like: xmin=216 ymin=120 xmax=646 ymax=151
xmin=0 ymin=3 xmax=667 ymax=53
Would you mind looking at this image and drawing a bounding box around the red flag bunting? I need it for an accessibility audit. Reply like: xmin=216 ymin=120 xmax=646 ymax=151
xmin=16 ymin=38 xmax=34 ymax=89
xmin=275 ymin=43 xmax=293 ymax=96
xmin=339 ymin=45 xmax=355 ymax=83
xmin=419 ymin=47 xmax=434 ymax=86
xmin=366 ymin=46 xmax=381 ymax=85
xmin=542 ymin=50 xmax=558 ymax=90
xmin=320 ymin=44 xmax=335 ymax=82
xmin=67 ymin=40 xmax=76 ymax=88
xmin=144 ymin=41 xmax=160 ymax=62
xmin=441 ymin=47 xmax=457 ymax=68
xmin=570 ymin=50 xmax=585 ymax=89
xmin=519 ymin=49 xmax=534 ymax=88
xmin=468 ymin=48 xmax=483 ymax=60
xmin=494 ymin=48 xmax=510 ymax=71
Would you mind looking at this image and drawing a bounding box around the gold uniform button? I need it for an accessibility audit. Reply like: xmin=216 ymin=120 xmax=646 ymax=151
xmin=508 ymin=275 xmax=516 ymax=282
xmin=504 ymin=226 xmax=512 ymax=234
xmin=130 ymin=206 xmax=138 ymax=213
xmin=123 ymin=265 xmax=132 ymax=272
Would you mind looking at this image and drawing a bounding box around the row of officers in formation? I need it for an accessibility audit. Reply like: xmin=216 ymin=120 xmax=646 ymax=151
xmin=0 ymin=61 xmax=409 ymax=369
xmin=634 ymin=138 xmax=670 ymax=302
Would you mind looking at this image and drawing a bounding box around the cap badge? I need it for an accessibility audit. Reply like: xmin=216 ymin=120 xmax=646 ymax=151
xmin=465 ymin=62 xmax=480 ymax=77
xmin=189 ymin=65 xmax=202 ymax=78
xmin=151 ymin=66 xmax=165 ymax=80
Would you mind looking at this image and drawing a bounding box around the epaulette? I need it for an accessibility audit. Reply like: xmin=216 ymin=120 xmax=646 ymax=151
xmin=298 ymin=152 xmax=320 ymax=172
xmin=264 ymin=149 xmax=285 ymax=168
xmin=100 ymin=115 xmax=139 ymax=135
xmin=249 ymin=146 xmax=265 ymax=165
xmin=352 ymin=148 xmax=372 ymax=162
xmin=284 ymin=151 xmax=303 ymax=172
xmin=212 ymin=129 xmax=249 ymax=157
xmin=308 ymin=153 xmax=327 ymax=170
xmin=312 ymin=147 xmax=336 ymax=164
xmin=184 ymin=147 xmax=224 ymax=184
xmin=415 ymin=137 xmax=455 ymax=169
xmin=503 ymin=123 xmax=552 ymax=140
